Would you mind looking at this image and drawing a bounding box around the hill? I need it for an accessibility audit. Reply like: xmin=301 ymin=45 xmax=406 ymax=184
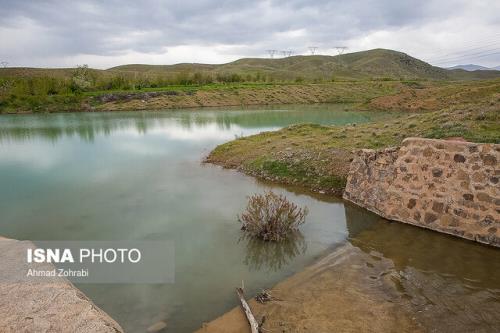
xmin=447 ymin=64 xmax=492 ymax=71
xmin=3 ymin=49 xmax=500 ymax=82
xmin=109 ymin=49 xmax=457 ymax=81
xmin=108 ymin=49 xmax=500 ymax=81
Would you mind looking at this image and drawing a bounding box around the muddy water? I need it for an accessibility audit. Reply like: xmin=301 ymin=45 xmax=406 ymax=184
xmin=346 ymin=203 xmax=500 ymax=332
xmin=201 ymin=203 xmax=500 ymax=333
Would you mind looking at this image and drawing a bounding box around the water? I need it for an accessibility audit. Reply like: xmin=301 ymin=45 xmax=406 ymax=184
xmin=0 ymin=105 xmax=498 ymax=332
xmin=345 ymin=203 xmax=500 ymax=332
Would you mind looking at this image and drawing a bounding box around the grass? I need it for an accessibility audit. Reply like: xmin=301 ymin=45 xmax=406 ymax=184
xmin=2 ymin=48 xmax=500 ymax=113
xmin=0 ymin=79 xmax=401 ymax=113
xmin=206 ymin=84 xmax=500 ymax=195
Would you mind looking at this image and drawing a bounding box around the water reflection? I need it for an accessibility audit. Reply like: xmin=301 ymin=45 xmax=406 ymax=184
xmin=0 ymin=106 xmax=366 ymax=333
xmin=0 ymin=105 xmax=391 ymax=143
xmin=344 ymin=203 xmax=500 ymax=332
xmin=240 ymin=232 xmax=307 ymax=272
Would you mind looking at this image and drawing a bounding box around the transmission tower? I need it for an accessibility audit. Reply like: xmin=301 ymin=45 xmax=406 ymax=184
xmin=308 ymin=46 xmax=319 ymax=55
xmin=286 ymin=50 xmax=293 ymax=57
xmin=334 ymin=46 xmax=348 ymax=55
xmin=266 ymin=50 xmax=278 ymax=58
xmin=281 ymin=50 xmax=288 ymax=57
xmin=0 ymin=61 xmax=8 ymax=68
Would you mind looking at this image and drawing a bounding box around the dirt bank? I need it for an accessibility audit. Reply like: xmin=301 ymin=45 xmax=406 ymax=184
xmin=93 ymin=81 xmax=399 ymax=112
xmin=196 ymin=243 xmax=422 ymax=333
xmin=207 ymin=101 xmax=499 ymax=197
xmin=196 ymin=208 xmax=500 ymax=333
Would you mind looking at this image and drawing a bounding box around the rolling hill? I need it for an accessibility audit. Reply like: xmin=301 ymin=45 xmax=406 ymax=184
xmin=109 ymin=49 xmax=453 ymax=81
xmin=108 ymin=49 xmax=500 ymax=81
xmin=2 ymin=49 xmax=500 ymax=82
xmin=447 ymin=64 xmax=492 ymax=71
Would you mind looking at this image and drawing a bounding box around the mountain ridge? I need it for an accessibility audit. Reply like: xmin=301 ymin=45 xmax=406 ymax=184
xmin=447 ymin=64 xmax=499 ymax=71
xmin=2 ymin=49 xmax=500 ymax=81
xmin=108 ymin=49 xmax=453 ymax=80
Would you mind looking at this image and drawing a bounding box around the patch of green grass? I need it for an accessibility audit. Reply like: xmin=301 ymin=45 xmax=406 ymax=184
xmin=208 ymin=99 xmax=499 ymax=195
xmin=262 ymin=160 xmax=308 ymax=179
xmin=318 ymin=175 xmax=347 ymax=189
xmin=425 ymin=123 xmax=467 ymax=139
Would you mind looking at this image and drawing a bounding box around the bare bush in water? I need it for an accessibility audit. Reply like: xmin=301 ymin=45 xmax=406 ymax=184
xmin=238 ymin=191 xmax=308 ymax=241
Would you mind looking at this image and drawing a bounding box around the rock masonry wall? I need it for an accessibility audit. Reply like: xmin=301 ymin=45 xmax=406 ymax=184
xmin=343 ymin=138 xmax=499 ymax=247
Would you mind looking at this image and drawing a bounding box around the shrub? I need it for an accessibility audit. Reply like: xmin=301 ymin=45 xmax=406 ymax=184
xmin=238 ymin=191 xmax=308 ymax=241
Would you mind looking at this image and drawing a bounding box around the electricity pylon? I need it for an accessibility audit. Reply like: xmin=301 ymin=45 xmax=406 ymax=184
xmin=308 ymin=46 xmax=318 ymax=55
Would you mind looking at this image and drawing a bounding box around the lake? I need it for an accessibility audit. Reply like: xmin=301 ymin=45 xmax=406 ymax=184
xmin=0 ymin=104 xmax=498 ymax=332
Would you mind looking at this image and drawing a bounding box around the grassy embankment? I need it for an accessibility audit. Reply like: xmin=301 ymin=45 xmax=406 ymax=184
xmin=206 ymin=79 xmax=500 ymax=195
xmin=0 ymin=79 xmax=407 ymax=114
xmin=2 ymin=49 xmax=500 ymax=114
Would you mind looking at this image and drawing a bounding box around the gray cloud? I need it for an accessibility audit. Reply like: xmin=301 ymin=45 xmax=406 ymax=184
xmin=0 ymin=0 xmax=499 ymax=68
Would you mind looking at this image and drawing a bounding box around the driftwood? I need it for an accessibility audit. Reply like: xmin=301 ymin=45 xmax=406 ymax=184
xmin=236 ymin=287 xmax=259 ymax=333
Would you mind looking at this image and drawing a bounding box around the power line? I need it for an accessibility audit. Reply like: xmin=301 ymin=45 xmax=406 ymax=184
xmin=433 ymin=49 xmax=500 ymax=65
xmin=266 ymin=50 xmax=278 ymax=58
xmin=279 ymin=50 xmax=293 ymax=57
xmin=425 ymin=32 xmax=500 ymax=63
xmin=429 ymin=41 xmax=500 ymax=62
xmin=429 ymin=43 xmax=500 ymax=63
xmin=334 ymin=46 xmax=348 ymax=55
xmin=308 ymin=46 xmax=318 ymax=55
xmin=431 ymin=32 xmax=500 ymax=54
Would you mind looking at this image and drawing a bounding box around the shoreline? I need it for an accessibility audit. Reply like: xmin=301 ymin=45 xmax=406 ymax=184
xmin=2 ymin=78 xmax=499 ymax=115
xmin=0 ymin=81 xmax=401 ymax=114
xmin=196 ymin=208 xmax=500 ymax=332
xmin=0 ymin=100 xmax=360 ymax=116
xmin=196 ymin=242 xmax=423 ymax=333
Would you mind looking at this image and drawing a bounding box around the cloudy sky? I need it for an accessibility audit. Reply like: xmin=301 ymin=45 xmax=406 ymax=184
xmin=1 ymin=0 xmax=499 ymax=69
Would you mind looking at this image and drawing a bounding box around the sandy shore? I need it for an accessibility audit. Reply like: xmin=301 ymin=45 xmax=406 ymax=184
xmin=196 ymin=243 xmax=422 ymax=333
xmin=196 ymin=212 xmax=500 ymax=333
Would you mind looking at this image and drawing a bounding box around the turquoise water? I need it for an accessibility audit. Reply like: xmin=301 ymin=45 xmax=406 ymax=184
xmin=1 ymin=105 xmax=498 ymax=332
xmin=0 ymin=105 xmax=387 ymax=332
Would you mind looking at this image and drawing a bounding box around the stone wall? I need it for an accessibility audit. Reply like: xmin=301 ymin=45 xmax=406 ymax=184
xmin=0 ymin=237 xmax=123 ymax=333
xmin=343 ymin=138 xmax=499 ymax=247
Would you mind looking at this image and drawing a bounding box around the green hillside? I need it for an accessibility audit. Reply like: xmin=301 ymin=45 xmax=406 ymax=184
xmin=3 ymin=49 xmax=500 ymax=82
xmin=108 ymin=49 xmax=500 ymax=81
xmin=2 ymin=48 xmax=500 ymax=113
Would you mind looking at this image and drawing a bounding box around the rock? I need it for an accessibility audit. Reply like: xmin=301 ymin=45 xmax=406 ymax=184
xmin=431 ymin=201 xmax=444 ymax=214
xmin=463 ymin=194 xmax=474 ymax=201
xmin=407 ymin=198 xmax=416 ymax=209
xmin=424 ymin=212 xmax=438 ymax=224
xmin=481 ymin=154 xmax=497 ymax=166
xmin=342 ymin=137 xmax=500 ymax=247
xmin=453 ymin=154 xmax=466 ymax=163
xmin=477 ymin=192 xmax=492 ymax=203
xmin=431 ymin=168 xmax=443 ymax=177
xmin=0 ymin=238 xmax=123 ymax=333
